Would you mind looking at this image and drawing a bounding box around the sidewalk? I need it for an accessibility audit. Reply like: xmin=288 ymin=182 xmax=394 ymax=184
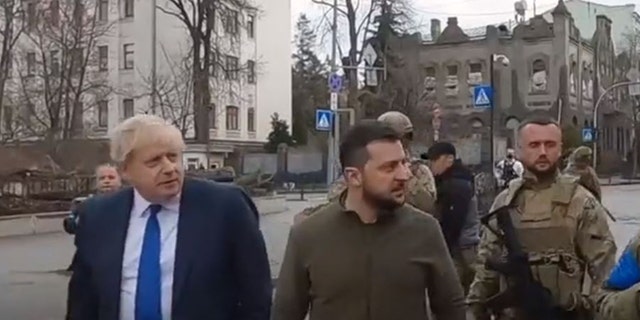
xmin=0 ymin=196 xmax=293 ymax=238
xmin=599 ymin=176 xmax=640 ymax=186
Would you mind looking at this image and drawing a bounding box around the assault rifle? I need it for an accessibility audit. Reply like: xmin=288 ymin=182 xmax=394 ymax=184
xmin=481 ymin=206 xmax=560 ymax=320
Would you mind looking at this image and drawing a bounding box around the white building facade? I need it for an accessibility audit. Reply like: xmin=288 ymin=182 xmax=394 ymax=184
xmin=542 ymin=0 xmax=640 ymax=53
xmin=1 ymin=0 xmax=291 ymax=169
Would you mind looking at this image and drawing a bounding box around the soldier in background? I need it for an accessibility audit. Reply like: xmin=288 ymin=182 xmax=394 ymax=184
xmin=293 ymin=111 xmax=437 ymax=224
xmin=467 ymin=116 xmax=616 ymax=320
xmin=564 ymin=146 xmax=601 ymax=201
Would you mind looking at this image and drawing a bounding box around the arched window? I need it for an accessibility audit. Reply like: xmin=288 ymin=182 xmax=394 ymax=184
xmin=226 ymin=106 xmax=239 ymax=130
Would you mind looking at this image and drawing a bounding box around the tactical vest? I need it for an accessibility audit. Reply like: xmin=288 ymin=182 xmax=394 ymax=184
xmin=495 ymin=176 xmax=585 ymax=310
xmin=406 ymin=160 xmax=437 ymax=218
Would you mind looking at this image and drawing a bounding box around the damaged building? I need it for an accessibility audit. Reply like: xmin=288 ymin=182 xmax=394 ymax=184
xmin=387 ymin=0 xmax=630 ymax=167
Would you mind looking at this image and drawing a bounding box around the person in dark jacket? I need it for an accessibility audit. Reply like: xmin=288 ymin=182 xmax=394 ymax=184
xmin=65 ymin=164 xmax=122 ymax=320
xmin=424 ymin=142 xmax=479 ymax=294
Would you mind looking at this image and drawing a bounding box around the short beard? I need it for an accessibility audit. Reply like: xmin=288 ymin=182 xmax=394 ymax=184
xmin=527 ymin=163 xmax=558 ymax=180
xmin=362 ymin=185 xmax=403 ymax=214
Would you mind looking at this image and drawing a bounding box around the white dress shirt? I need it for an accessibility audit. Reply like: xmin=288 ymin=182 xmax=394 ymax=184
xmin=120 ymin=190 xmax=180 ymax=320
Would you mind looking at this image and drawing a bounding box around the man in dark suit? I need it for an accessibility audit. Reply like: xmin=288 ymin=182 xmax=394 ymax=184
xmin=68 ymin=114 xmax=272 ymax=320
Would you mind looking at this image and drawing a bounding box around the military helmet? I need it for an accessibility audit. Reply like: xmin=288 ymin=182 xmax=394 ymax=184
xmin=377 ymin=111 xmax=413 ymax=134
xmin=573 ymin=146 xmax=593 ymax=159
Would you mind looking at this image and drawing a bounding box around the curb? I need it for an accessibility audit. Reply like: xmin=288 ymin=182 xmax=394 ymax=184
xmin=600 ymin=181 xmax=640 ymax=186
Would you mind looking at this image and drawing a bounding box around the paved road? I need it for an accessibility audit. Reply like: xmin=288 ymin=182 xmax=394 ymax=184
xmin=1 ymin=187 xmax=639 ymax=319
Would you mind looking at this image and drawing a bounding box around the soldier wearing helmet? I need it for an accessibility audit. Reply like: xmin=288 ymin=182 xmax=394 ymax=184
xmin=293 ymin=111 xmax=438 ymax=224
xmin=563 ymin=146 xmax=601 ymax=201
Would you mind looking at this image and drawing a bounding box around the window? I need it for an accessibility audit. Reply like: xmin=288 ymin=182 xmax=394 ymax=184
xmin=123 ymin=99 xmax=134 ymax=118
xmin=50 ymin=50 xmax=59 ymax=76
xmin=73 ymin=1 xmax=84 ymax=25
xmin=22 ymin=103 xmax=35 ymax=123
xmin=208 ymin=105 xmax=217 ymax=128
xmin=71 ymin=48 xmax=83 ymax=75
xmin=3 ymin=105 xmax=12 ymax=132
xmin=447 ymin=65 xmax=457 ymax=76
xmin=226 ymin=106 xmax=239 ymax=130
xmin=247 ymin=108 xmax=255 ymax=132
xmin=123 ymin=44 xmax=134 ymax=70
xmin=187 ymin=158 xmax=198 ymax=170
xmin=470 ymin=63 xmax=482 ymax=73
xmin=124 ymin=0 xmax=134 ymax=18
xmin=210 ymin=52 xmax=217 ymax=78
xmin=247 ymin=15 xmax=255 ymax=38
xmin=247 ymin=60 xmax=256 ymax=84
xmin=72 ymin=101 xmax=84 ymax=132
xmin=98 ymin=0 xmax=108 ymax=21
xmin=50 ymin=0 xmax=60 ymax=27
xmin=225 ymin=55 xmax=238 ymax=80
xmin=98 ymin=46 xmax=108 ymax=71
xmin=27 ymin=2 xmax=36 ymax=30
xmin=98 ymin=100 xmax=108 ymax=128
xmin=225 ymin=10 xmax=238 ymax=34
xmin=26 ymin=52 xmax=36 ymax=76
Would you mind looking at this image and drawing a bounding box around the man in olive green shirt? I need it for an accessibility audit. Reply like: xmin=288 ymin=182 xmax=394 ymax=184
xmin=272 ymin=121 xmax=465 ymax=320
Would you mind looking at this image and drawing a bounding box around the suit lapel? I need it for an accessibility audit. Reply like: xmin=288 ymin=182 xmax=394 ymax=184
xmin=172 ymin=179 xmax=201 ymax=310
xmin=104 ymin=188 xmax=134 ymax=318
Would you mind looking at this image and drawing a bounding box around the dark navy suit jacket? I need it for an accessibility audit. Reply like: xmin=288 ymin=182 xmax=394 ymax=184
xmin=67 ymin=178 xmax=272 ymax=320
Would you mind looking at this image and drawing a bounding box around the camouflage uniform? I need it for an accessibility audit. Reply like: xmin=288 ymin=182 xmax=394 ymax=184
xmin=467 ymin=171 xmax=617 ymax=320
xmin=595 ymin=231 xmax=640 ymax=320
xmin=294 ymin=111 xmax=437 ymax=224
xmin=564 ymin=146 xmax=602 ymax=201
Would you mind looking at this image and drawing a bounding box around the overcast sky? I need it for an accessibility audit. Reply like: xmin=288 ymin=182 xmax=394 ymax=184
xmin=291 ymin=0 xmax=640 ymax=46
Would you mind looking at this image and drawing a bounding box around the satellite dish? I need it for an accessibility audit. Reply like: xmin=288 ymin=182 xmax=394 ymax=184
xmin=514 ymin=0 xmax=527 ymax=15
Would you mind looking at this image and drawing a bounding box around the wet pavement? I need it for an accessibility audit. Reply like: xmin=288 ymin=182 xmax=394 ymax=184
xmin=0 ymin=186 xmax=638 ymax=319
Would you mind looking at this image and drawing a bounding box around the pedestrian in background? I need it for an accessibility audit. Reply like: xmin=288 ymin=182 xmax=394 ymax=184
xmin=494 ymin=148 xmax=524 ymax=190
xmin=64 ymin=164 xmax=122 ymax=236
xmin=272 ymin=121 xmax=465 ymax=320
xmin=564 ymin=146 xmax=601 ymax=201
xmin=67 ymin=114 xmax=272 ymax=320
xmin=424 ymin=142 xmax=479 ymax=294
xmin=65 ymin=164 xmax=122 ymax=319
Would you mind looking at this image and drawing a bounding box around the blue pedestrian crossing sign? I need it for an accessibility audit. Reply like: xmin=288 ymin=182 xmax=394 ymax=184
xmin=582 ymin=128 xmax=594 ymax=143
xmin=473 ymin=85 xmax=493 ymax=108
xmin=315 ymin=109 xmax=333 ymax=132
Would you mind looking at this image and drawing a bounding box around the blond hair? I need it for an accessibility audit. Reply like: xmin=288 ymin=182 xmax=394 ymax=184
xmin=109 ymin=114 xmax=185 ymax=164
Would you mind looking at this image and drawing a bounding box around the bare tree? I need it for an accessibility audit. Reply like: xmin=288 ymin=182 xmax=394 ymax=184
xmin=0 ymin=0 xmax=24 ymax=138
xmin=137 ymin=44 xmax=253 ymax=138
xmin=9 ymin=0 xmax=115 ymax=142
xmin=158 ymin=0 xmax=253 ymax=143
xmin=313 ymin=0 xmax=378 ymax=119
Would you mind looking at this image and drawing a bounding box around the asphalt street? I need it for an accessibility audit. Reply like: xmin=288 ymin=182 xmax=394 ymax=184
xmin=0 ymin=186 xmax=638 ymax=319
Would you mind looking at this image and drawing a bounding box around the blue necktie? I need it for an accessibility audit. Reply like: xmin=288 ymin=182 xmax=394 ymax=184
xmin=135 ymin=204 xmax=163 ymax=320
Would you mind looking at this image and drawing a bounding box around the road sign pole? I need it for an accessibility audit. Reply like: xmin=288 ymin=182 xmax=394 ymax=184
xmin=489 ymin=54 xmax=495 ymax=172
xmin=326 ymin=0 xmax=339 ymax=186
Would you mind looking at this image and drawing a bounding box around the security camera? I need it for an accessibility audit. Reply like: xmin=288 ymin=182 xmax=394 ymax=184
xmin=493 ymin=54 xmax=510 ymax=67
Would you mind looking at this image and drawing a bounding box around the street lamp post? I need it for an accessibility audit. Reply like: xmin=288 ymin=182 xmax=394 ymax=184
xmin=592 ymin=81 xmax=640 ymax=168
xmin=489 ymin=54 xmax=510 ymax=174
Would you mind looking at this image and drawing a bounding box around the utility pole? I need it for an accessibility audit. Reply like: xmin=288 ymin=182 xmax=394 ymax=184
xmin=326 ymin=0 xmax=338 ymax=185
xmin=151 ymin=0 xmax=158 ymax=114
